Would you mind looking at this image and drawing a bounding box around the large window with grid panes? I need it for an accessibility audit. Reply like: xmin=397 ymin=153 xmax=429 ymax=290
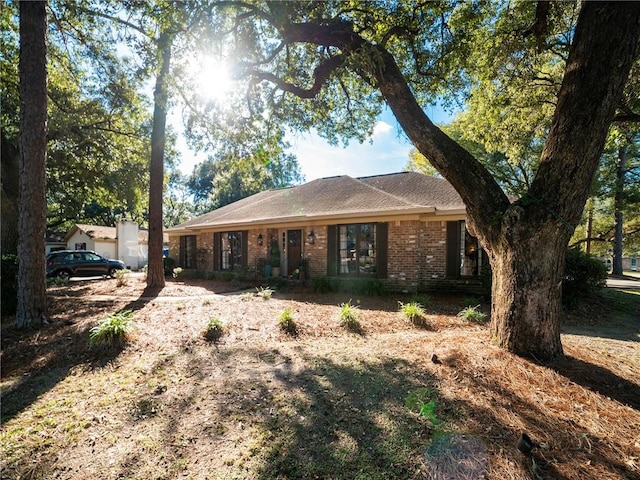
xmin=213 ymin=231 xmax=247 ymax=271
xmin=326 ymin=223 xmax=388 ymax=277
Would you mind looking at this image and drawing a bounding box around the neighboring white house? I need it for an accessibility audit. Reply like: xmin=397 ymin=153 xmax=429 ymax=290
xmin=59 ymin=221 xmax=167 ymax=270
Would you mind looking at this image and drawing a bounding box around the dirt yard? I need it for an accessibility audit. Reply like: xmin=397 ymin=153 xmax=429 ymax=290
xmin=1 ymin=274 xmax=639 ymax=480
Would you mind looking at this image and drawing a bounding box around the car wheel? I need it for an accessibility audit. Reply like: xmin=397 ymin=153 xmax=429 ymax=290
xmin=57 ymin=270 xmax=71 ymax=280
xmin=108 ymin=267 xmax=118 ymax=278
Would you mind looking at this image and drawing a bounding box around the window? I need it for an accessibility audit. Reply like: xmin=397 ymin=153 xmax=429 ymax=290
xmin=338 ymin=223 xmax=377 ymax=276
xmin=213 ymin=231 xmax=248 ymax=271
xmin=327 ymin=223 xmax=387 ymax=277
xmin=221 ymin=231 xmax=243 ymax=270
xmin=447 ymin=221 xmax=484 ymax=277
xmin=179 ymin=235 xmax=197 ymax=269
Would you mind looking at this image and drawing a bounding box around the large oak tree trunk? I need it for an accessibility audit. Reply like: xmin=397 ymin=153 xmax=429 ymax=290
xmin=16 ymin=0 xmax=48 ymax=328
xmin=488 ymin=218 xmax=568 ymax=359
xmin=146 ymin=31 xmax=173 ymax=289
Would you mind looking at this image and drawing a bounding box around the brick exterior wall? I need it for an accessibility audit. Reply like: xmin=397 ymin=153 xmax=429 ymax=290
xmin=170 ymin=220 xmax=481 ymax=292
xmin=385 ymin=220 xmax=449 ymax=292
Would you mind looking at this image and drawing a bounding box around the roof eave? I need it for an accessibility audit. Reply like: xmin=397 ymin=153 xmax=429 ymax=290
xmin=166 ymin=206 xmax=470 ymax=235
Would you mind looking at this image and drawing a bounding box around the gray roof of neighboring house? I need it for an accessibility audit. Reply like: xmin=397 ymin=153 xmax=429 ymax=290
xmin=66 ymin=224 xmax=117 ymax=241
xmin=171 ymin=172 xmax=465 ymax=232
xmin=64 ymin=224 xmax=168 ymax=243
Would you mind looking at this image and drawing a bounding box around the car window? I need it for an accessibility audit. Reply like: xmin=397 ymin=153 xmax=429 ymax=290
xmin=83 ymin=253 xmax=102 ymax=261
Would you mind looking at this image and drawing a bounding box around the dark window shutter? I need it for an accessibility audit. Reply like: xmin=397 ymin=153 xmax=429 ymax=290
xmin=446 ymin=221 xmax=460 ymax=278
xmin=213 ymin=233 xmax=220 ymax=271
xmin=241 ymin=231 xmax=248 ymax=269
xmin=376 ymin=222 xmax=388 ymax=278
xmin=179 ymin=236 xmax=186 ymax=267
xmin=326 ymin=225 xmax=337 ymax=276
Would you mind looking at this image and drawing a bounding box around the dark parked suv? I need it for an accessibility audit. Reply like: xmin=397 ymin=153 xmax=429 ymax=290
xmin=46 ymin=250 xmax=125 ymax=280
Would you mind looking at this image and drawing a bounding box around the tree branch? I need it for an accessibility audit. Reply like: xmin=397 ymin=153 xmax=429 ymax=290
xmin=244 ymin=54 xmax=346 ymax=98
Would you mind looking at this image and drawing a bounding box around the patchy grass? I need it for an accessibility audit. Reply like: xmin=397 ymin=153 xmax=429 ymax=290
xmin=1 ymin=275 xmax=639 ymax=479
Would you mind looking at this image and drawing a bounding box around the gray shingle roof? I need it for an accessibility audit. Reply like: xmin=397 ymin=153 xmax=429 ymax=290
xmin=170 ymin=172 xmax=465 ymax=231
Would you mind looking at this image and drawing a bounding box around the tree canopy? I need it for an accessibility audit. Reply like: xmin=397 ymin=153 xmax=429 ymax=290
xmin=1 ymin=1 xmax=153 ymax=241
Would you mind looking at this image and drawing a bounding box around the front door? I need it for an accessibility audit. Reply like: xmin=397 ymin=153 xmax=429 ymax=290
xmin=287 ymin=230 xmax=302 ymax=276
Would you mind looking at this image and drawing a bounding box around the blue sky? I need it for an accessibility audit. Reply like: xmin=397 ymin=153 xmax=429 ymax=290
xmin=174 ymin=105 xmax=455 ymax=181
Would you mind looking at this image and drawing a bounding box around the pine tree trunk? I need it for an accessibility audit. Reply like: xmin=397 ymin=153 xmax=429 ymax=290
xmin=146 ymin=32 xmax=172 ymax=289
xmin=16 ymin=0 xmax=48 ymax=328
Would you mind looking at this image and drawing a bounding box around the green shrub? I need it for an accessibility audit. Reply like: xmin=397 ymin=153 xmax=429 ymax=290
xmin=203 ymin=317 xmax=225 ymax=342
xmin=399 ymin=301 xmax=427 ymax=326
xmin=1 ymin=254 xmax=18 ymax=318
xmin=89 ymin=310 xmax=135 ymax=347
xmin=563 ymin=248 xmax=608 ymax=307
xmin=457 ymin=305 xmax=487 ymax=323
xmin=354 ymin=279 xmax=387 ymax=296
xmin=312 ymin=276 xmax=338 ymax=293
xmin=462 ymin=296 xmax=482 ymax=308
xmin=267 ymin=276 xmax=287 ymax=290
xmin=278 ymin=307 xmax=298 ymax=335
xmin=115 ymin=269 xmax=131 ymax=287
xmin=256 ymin=286 xmax=274 ymax=299
xmin=163 ymin=257 xmax=176 ymax=276
xmin=46 ymin=276 xmax=69 ymax=287
xmin=339 ymin=300 xmax=361 ymax=331
xmin=410 ymin=294 xmax=431 ymax=310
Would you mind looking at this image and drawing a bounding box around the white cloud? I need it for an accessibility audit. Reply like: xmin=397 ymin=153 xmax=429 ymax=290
xmin=372 ymin=120 xmax=393 ymax=137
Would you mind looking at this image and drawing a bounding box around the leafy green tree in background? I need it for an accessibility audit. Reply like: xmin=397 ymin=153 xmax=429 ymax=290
xmin=186 ymin=124 xmax=303 ymax=211
xmin=417 ymin=1 xmax=639 ymax=271
xmin=210 ymin=1 xmax=639 ymax=359
xmin=1 ymin=1 xmax=152 ymax=244
xmin=574 ymin=128 xmax=640 ymax=264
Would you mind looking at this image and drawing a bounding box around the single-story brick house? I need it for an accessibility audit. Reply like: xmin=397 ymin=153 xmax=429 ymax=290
xmin=167 ymin=172 xmax=487 ymax=292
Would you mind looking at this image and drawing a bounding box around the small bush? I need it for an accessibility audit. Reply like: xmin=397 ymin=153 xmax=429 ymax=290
xmin=256 ymin=286 xmax=274 ymax=299
xmin=46 ymin=276 xmax=69 ymax=287
xmin=461 ymin=296 xmax=482 ymax=308
xmin=312 ymin=276 xmax=339 ymax=293
xmin=563 ymin=248 xmax=608 ymax=307
xmin=89 ymin=310 xmax=135 ymax=347
xmin=411 ymin=294 xmax=431 ymax=310
xmin=240 ymin=292 xmax=254 ymax=301
xmin=359 ymin=279 xmax=386 ymax=296
xmin=278 ymin=307 xmax=298 ymax=335
xmin=203 ymin=317 xmax=225 ymax=342
xmin=339 ymin=300 xmax=361 ymax=331
xmin=115 ymin=269 xmax=131 ymax=287
xmin=267 ymin=276 xmax=287 ymax=290
xmin=457 ymin=305 xmax=487 ymax=323
xmin=172 ymin=267 xmax=183 ymax=279
xmin=163 ymin=257 xmax=176 ymax=276
xmin=399 ymin=301 xmax=427 ymax=326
